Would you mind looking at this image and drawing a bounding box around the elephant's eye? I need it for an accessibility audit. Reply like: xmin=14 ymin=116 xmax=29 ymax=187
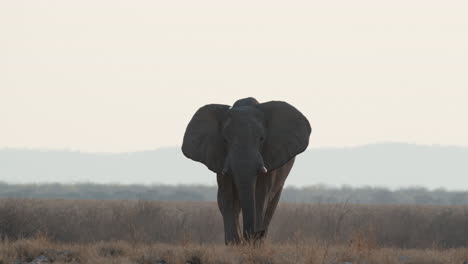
xmin=259 ymin=136 xmax=264 ymax=142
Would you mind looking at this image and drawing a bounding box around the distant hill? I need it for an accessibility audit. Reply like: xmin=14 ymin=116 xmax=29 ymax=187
xmin=0 ymin=143 xmax=467 ymax=190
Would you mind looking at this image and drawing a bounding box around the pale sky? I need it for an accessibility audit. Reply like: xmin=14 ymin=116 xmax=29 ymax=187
xmin=1 ymin=0 xmax=467 ymax=153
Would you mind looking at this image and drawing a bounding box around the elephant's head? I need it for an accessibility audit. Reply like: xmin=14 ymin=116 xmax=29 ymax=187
xmin=182 ymin=97 xmax=311 ymax=240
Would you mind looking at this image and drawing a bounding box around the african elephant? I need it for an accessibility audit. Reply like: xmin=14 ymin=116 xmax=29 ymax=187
xmin=182 ymin=97 xmax=311 ymax=244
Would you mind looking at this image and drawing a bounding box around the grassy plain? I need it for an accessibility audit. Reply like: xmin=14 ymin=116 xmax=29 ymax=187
xmin=1 ymin=199 xmax=468 ymax=263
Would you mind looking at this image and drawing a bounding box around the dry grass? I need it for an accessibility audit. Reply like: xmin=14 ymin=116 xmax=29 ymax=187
xmin=2 ymin=199 xmax=468 ymax=248
xmin=1 ymin=237 xmax=468 ymax=264
xmin=2 ymin=199 xmax=468 ymax=263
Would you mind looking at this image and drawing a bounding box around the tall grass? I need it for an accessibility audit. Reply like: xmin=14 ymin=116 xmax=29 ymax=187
xmin=1 ymin=199 xmax=468 ymax=249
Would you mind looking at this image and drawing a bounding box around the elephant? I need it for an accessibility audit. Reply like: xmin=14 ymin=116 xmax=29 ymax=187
xmin=182 ymin=97 xmax=311 ymax=244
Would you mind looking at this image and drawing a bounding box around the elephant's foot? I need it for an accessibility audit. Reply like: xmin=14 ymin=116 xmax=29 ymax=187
xmin=241 ymin=230 xmax=266 ymax=246
xmin=224 ymin=226 xmax=242 ymax=245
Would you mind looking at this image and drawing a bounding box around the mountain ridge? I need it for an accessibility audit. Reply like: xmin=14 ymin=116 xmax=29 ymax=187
xmin=0 ymin=143 xmax=467 ymax=190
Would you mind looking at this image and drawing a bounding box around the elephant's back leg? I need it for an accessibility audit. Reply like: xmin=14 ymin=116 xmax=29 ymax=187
xmin=262 ymin=158 xmax=296 ymax=235
xmin=217 ymin=173 xmax=241 ymax=245
xmin=262 ymin=188 xmax=283 ymax=237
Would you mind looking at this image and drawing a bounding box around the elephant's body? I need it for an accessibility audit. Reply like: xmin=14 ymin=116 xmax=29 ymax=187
xmin=182 ymin=97 xmax=311 ymax=244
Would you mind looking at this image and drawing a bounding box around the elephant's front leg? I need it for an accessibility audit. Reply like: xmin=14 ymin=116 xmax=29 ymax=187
xmin=217 ymin=173 xmax=241 ymax=245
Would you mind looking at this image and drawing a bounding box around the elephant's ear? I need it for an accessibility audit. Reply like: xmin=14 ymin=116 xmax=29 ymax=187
xmin=257 ymin=101 xmax=311 ymax=171
xmin=182 ymin=104 xmax=230 ymax=174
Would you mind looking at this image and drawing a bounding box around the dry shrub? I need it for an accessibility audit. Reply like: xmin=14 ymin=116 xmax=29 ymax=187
xmin=1 ymin=238 xmax=468 ymax=264
xmin=2 ymin=199 xmax=468 ymax=250
xmin=0 ymin=199 xmax=224 ymax=245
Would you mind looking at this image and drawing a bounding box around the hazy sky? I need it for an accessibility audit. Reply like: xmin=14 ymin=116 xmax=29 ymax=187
xmin=1 ymin=0 xmax=467 ymax=152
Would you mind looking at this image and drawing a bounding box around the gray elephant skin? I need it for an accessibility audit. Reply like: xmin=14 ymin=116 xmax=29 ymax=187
xmin=182 ymin=97 xmax=311 ymax=244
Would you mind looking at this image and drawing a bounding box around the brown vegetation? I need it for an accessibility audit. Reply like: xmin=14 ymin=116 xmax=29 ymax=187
xmin=2 ymin=237 xmax=468 ymax=264
xmin=2 ymin=199 xmax=468 ymax=248
xmin=1 ymin=199 xmax=468 ymax=263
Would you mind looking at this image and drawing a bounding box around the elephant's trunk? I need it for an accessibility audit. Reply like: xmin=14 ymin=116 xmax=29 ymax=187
xmin=236 ymin=179 xmax=255 ymax=241
xmin=228 ymin=149 xmax=266 ymax=242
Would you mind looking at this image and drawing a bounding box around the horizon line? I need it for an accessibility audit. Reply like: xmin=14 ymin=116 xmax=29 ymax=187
xmin=1 ymin=141 xmax=467 ymax=154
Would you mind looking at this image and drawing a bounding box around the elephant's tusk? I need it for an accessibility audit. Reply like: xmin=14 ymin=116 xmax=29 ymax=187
xmin=260 ymin=166 xmax=268 ymax=174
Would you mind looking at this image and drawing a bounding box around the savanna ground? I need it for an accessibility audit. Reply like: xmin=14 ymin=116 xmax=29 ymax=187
xmin=2 ymin=199 xmax=468 ymax=263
